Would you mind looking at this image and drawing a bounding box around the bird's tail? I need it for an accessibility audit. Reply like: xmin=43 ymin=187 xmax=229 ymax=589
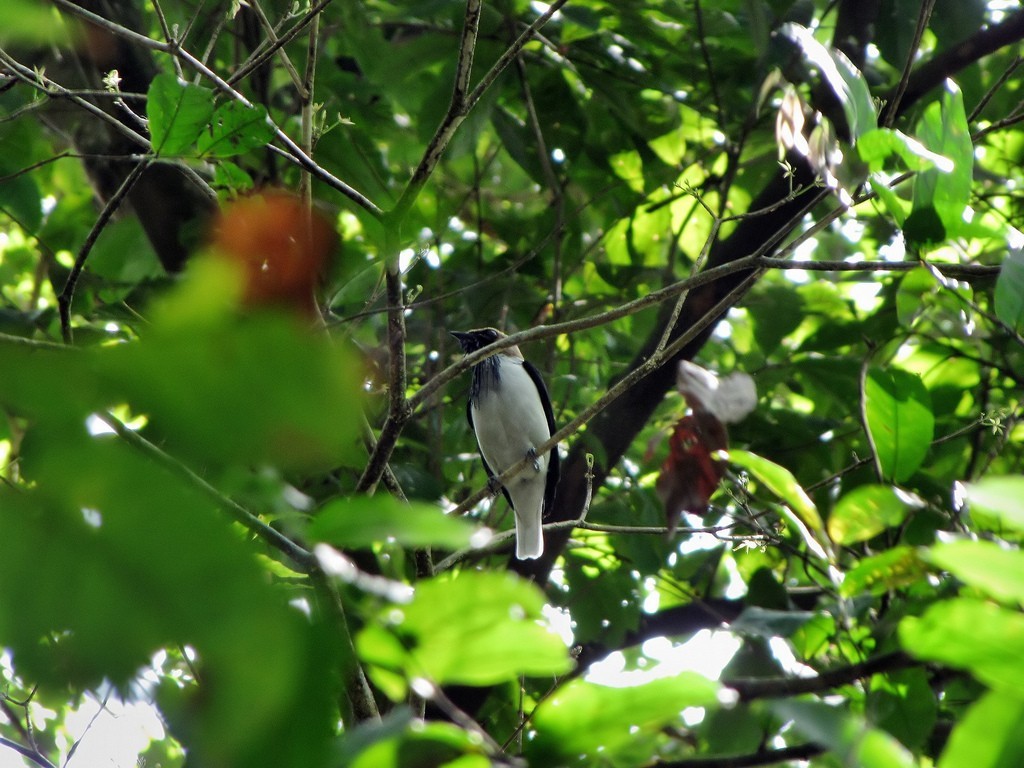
xmin=515 ymin=508 xmax=544 ymax=559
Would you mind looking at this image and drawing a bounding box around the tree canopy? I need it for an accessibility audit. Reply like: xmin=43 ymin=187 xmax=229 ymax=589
xmin=1 ymin=0 xmax=1024 ymax=766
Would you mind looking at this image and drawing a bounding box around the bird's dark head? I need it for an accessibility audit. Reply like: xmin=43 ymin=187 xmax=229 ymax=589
xmin=451 ymin=327 xmax=505 ymax=354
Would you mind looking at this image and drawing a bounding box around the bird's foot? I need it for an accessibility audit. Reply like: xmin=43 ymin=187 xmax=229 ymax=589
xmin=486 ymin=476 xmax=504 ymax=496
xmin=526 ymin=447 xmax=541 ymax=472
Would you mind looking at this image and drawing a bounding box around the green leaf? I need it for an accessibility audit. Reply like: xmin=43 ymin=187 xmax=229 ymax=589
xmin=309 ymin=496 xmax=479 ymax=550
xmin=0 ymin=343 xmax=96 ymax=423
xmin=995 ymin=246 xmax=1024 ymax=333
xmin=857 ymin=127 xmax=954 ymax=173
xmin=828 ymin=484 xmax=920 ymax=545
xmin=899 ymin=598 xmax=1024 ymax=691
xmin=0 ymin=124 xmax=43 ymax=232
xmin=727 ymin=449 xmax=823 ymax=532
xmin=197 ymin=101 xmax=275 ymax=158
xmin=528 ymin=674 xmax=720 ymax=767
xmin=939 ymin=689 xmax=1024 ymax=768
xmin=895 ymin=266 xmax=935 ymax=328
xmin=781 ymin=23 xmax=876 ymax=140
xmin=769 ymin=699 xmax=914 ymax=768
xmin=863 ymin=367 xmax=934 ymax=483
xmin=730 ymin=607 xmax=817 ymax=638
xmin=0 ymin=436 xmax=334 ymax=766
xmin=359 ymin=571 xmax=571 ymax=689
xmin=841 ymin=546 xmax=928 ymax=597
xmin=0 ymin=0 xmax=63 ymax=43
xmin=907 ymin=80 xmax=973 ymax=244
xmin=867 ymin=668 xmax=937 ymax=752
xmin=99 ymin=312 xmax=365 ymax=471
xmin=961 ymin=476 xmax=1024 ymax=531
xmin=868 ymin=176 xmax=910 ymax=226
xmin=147 ymin=73 xmax=215 ymax=156
xmin=347 ymin=715 xmax=486 ymax=768
xmin=927 ymin=539 xmax=1024 ymax=605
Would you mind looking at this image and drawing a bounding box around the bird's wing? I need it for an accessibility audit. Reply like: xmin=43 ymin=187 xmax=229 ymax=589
xmin=523 ymin=359 xmax=560 ymax=516
xmin=468 ymin=398 xmax=513 ymax=508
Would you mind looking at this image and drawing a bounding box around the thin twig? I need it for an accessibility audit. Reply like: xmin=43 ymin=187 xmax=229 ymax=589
xmin=96 ymin=411 xmax=318 ymax=572
xmin=392 ymin=0 xmax=568 ymax=218
xmin=883 ymin=0 xmax=937 ymax=127
xmin=516 ymin=55 xmax=565 ymax=309
xmin=226 ymin=0 xmax=336 ymax=87
xmin=0 ymin=49 xmax=150 ymax=149
xmin=248 ymin=0 xmax=306 ymax=93
xmin=58 ymin=159 xmax=151 ymax=344
xmin=967 ymin=54 xmax=1022 ymax=122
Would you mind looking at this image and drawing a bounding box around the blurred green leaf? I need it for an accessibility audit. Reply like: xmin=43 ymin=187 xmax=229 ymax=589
xmin=0 ymin=128 xmax=43 ymax=232
xmin=349 ymin=718 xmax=487 ymax=768
xmin=147 ymin=74 xmax=215 ymax=156
xmin=869 ymin=176 xmax=910 ymax=226
xmin=867 ymin=668 xmax=937 ymax=752
xmin=863 ymin=367 xmax=934 ymax=483
xmin=88 ymin=217 xmax=164 ymax=283
xmin=938 ymin=689 xmax=1024 ymax=768
xmin=528 ymin=674 xmax=719 ymax=767
xmin=828 ymin=484 xmax=920 ymax=545
xmin=100 ymin=312 xmax=365 ymax=471
xmin=961 ymin=476 xmax=1024 ymax=531
xmin=359 ymin=571 xmax=571 ymax=689
xmin=841 ymin=546 xmax=928 ymax=597
xmin=198 ymin=101 xmax=275 ymax=158
xmin=995 ymin=246 xmax=1024 ymax=333
xmin=900 ymin=598 xmax=1024 ymax=691
xmin=927 ymin=539 xmax=1024 ymax=605
xmin=309 ymin=496 xmax=478 ymax=550
xmin=0 ymin=343 xmax=100 ymax=422
xmin=770 ymin=699 xmax=915 ymax=768
xmin=0 ymin=435 xmax=333 ymax=766
xmin=0 ymin=0 xmax=64 ymax=43
xmin=907 ymin=80 xmax=973 ymax=244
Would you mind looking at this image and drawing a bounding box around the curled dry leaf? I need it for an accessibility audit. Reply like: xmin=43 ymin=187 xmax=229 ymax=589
xmin=656 ymin=361 xmax=757 ymax=533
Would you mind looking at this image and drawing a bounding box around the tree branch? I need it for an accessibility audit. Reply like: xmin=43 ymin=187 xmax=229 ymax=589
xmin=725 ymin=651 xmax=916 ymax=701
xmin=0 ymin=737 xmax=56 ymax=768
xmin=880 ymin=8 xmax=1024 ymax=125
xmin=96 ymin=411 xmax=318 ymax=572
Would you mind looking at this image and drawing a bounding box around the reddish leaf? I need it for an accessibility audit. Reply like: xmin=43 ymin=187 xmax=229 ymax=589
xmin=656 ymin=411 xmax=728 ymax=533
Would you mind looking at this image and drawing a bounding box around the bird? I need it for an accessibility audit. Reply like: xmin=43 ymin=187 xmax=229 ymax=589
xmin=451 ymin=328 xmax=559 ymax=560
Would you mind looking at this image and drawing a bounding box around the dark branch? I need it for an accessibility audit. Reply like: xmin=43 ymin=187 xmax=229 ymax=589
xmin=725 ymin=651 xmax=916 ymax=702
xmin=880 ymin=8 xmax=1024 ymax=125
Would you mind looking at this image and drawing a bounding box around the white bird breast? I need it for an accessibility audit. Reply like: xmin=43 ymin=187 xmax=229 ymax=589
xmin=471 ymin=357 xmax=552 ymax=482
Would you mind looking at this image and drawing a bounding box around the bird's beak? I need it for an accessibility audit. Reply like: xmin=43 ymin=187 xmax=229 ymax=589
xmin=450 ymin=330 xmax=471 ymax=350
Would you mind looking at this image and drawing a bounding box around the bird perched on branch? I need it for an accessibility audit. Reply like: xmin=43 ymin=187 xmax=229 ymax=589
xmin=451 ymin=328 xmax=559 ymax=560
